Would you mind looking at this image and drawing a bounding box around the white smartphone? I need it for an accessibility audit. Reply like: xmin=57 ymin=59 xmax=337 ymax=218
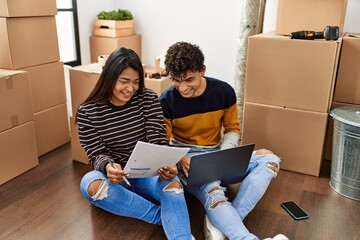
xmin=281 ymin=201 xmax=309 ymax=220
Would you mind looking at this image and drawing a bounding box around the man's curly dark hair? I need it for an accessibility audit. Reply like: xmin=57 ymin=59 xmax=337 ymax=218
xmin=164 ymin=42 xmax=205 ymax=79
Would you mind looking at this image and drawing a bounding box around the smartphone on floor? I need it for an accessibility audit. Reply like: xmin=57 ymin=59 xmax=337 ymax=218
xmin=281 ymin=201 xmax=309 ymax=220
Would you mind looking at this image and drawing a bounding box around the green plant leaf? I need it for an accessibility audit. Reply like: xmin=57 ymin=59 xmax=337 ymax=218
xmin=97 ymin=9 xmax=133 ymax=20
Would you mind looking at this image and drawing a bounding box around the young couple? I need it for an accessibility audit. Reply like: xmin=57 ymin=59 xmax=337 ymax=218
xmin=77 ymin=42 xmax=288 ymax=240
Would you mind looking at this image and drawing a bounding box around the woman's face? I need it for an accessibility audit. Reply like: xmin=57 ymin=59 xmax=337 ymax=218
xmin=109 ymin=67 xmax=140 ymax=106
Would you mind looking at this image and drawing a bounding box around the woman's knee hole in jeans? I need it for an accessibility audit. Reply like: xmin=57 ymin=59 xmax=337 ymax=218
xmin=255 ymin=149 xmax=280 ymax=176
xmin=208 ymin=187 xmax=227 ymax=209
xmin=87 ymin=179 xmax=109 ymax=200
xmin=163 ymin=180 xmax=184 ymax=194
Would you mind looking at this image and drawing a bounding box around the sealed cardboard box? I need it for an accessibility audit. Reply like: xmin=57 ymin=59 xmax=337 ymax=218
xmin=323 ymin=102 xmax=359 ymax=161
xmin=90 ymin=34 xmax=141 ymax=63
xmin=34 ymin=103 xmax=70 ymax=156
xmin=333 ymin=33 xmax=360 ymax=105
xmin=0 ymin=16 xmax=60 ymax=69
xmin=276 ymin=0 xmax=348 ymax=36
xmin=70 ymin=117 xmax=89 ymax=164
xmin=245 ymin=32 xmax=341 ymax=113
xmin=0 ymin=69 xmax=33 ymax=132
xmin=93 ymin=19 xmax=134 ymax=38
xmin=0 ymin=121 xmax=38 ymax=185
xmin=242 ymin=102 xmax=328 ymax=176
xmin=22 ymin=62 xmax=66 ymax=113
xmin=69 ymin=63 xmax=101 ymax=116
xmin=0 ymin=0 xmax=57 ymax=17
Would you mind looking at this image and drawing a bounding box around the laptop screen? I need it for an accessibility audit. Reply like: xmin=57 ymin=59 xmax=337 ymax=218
xmin=181 ymin=143 xmax=255 ymax=187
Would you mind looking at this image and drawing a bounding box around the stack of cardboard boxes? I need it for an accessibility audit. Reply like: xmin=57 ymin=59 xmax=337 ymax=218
xmin=90 ymin=17 xmax=142 ymax=63
xmin=0 ymin=69 xmax=38 ymax=185
xmin=0 ymin=0 xmax=70 ymax=184
xmin=242 ymin=0 xmax=350 ymax=176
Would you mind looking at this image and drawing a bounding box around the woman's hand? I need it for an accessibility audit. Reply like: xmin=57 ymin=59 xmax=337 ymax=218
xmin=179 ymin=156 xmax=191 ymax=177
xmin=158 ymin=165 xmax=178 ymax=180
xmin=106 ymin=162 xmax=129 ymax=184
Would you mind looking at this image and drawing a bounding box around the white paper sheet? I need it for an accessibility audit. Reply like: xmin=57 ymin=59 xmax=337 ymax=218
xmin=124 ymin=141 xmax=190 ymax=178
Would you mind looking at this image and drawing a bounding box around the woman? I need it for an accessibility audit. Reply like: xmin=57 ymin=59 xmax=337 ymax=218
xmin=77 ymin=47 xmax=192 ymax=239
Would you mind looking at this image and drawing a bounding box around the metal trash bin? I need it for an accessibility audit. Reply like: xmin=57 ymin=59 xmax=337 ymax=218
xmin=329 ymin=106 xmax=360 ymax=201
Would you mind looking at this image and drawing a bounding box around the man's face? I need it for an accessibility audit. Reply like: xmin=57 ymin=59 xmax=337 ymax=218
xmin=170 ymin=70 xmax=205 ymax=98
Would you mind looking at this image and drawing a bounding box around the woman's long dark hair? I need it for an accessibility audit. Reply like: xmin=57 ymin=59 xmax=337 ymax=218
xmin=75 ymin=47 xmax=144 ymax=122
xmin=85 ymin=47 xmax=144 ymax=104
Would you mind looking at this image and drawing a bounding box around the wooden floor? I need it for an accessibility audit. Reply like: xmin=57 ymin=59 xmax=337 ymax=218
xmin=0 ymin=143 xmax=359 ymax=240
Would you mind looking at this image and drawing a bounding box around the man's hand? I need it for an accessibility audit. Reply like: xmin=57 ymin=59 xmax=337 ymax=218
xmin=179 ymin=156 xmax=191 ymax=177
xmin=158 ymin=165 xmax=178 ymax=180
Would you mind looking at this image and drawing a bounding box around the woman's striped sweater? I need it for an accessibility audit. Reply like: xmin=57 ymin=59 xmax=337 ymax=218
xmin=77 ymin=88 xmax=168 ymax=173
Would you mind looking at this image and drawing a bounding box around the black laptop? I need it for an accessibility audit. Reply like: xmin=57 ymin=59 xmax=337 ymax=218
xmin=178 ymin=143 xmax=255 ymax=187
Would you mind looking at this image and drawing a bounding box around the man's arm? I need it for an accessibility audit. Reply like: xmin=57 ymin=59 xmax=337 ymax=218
xmin=221 ymin=99 xmax=241 ymax=150
xmin=220 ymin=131 xmax=240 ymax=150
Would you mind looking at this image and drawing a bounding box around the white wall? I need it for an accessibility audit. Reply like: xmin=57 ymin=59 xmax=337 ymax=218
xmin=76 ymin=0 xmax=360 ymax=86
xmin=76 ymin=0 xmax=116 ymax=66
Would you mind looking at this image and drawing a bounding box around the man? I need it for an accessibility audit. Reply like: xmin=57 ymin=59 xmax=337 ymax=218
xmin=159 ymin=42 xmax=288 ymax=240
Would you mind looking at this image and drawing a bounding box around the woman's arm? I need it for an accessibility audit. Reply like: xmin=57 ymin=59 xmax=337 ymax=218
xmin=142 ymin=90 xmax=169 ymax=146
xmin=77 ymin=107 xmax=113 ymax=173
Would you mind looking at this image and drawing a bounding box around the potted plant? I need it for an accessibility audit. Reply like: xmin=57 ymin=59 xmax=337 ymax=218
xmin=93 ymin=9 xmax=134 ymax=37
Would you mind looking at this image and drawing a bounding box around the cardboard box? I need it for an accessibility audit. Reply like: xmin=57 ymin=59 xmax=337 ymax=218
xmin=34 ymin=103 xmax=70 ymax=156
xmin=245 ymin=32 xmax=341 ymax=113
xmin=0 ymin=121 xmax=39 ymax=185
xmin=93 ymin=28 xmax=135 ymax=38
xmin=0 ymin=69 xmax=33 ymax=132
xmin=144 ymin=66 xmax=171 ymax=96
xmin=94 ymin=28 xmax=134 ymax=38
xmin=69 ymin=63 xmax=101 ymax=116
xmin=22 ymin=62 xmax=66 ymax=113
xmin=93 ymin=19 xmax=134 ymax=38
xmin=0 ymin=16 xmax=60 ymax=69
xmin=242 ymin=102 xmax=328 ymax=176
xmin=333 ymin=33 xmax=360 ymax=105
xmin=70 ymin=117 xmax=89 ymax=164
xmin=145 ymin=76 xmax=172 ymax=97
xmin=93 ymin=19 xmax=134 ymax=29
xmin=0 ymin=0 xmax=57 ymax=17
xmin=90 ymin=34 xmax=141 ymax=63
xmin=323 ymin=102 xmax=359 ymax=161
xmin=276 ymin=0 xmax=348 ymax=36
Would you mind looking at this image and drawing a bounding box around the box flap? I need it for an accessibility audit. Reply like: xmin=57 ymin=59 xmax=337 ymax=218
xmin=0 ymin=69 xmax=26 ymax=78
xmin=71 ymin=63 xmax=103 ymax=74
